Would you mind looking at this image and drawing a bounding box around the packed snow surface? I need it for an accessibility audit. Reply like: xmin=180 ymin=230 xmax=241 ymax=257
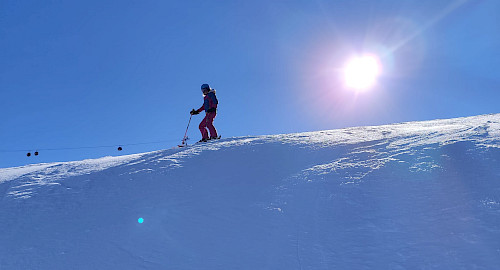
xmin=1 ymin=114 xmax=500 ymax=269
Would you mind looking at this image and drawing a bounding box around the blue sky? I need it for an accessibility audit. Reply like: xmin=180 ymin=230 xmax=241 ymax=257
xmin=1 ymin=0 xmax=499 ymax=168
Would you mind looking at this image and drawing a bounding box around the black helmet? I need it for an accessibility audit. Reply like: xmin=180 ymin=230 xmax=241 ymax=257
xmin=201 ymin=83 xmax=210 ymax=93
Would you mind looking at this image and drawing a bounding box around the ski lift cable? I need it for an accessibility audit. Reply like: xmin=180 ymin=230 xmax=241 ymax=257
xmin=0 ymin=138 xmax=181 ymax=154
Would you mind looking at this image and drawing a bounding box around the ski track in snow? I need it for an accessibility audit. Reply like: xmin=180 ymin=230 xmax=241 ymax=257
xmin=1 ymin=154 xmax=144 ymax=199
xmin=1 ymin=114 xmax=499 ymax=200
xmin=269 ymin=114 xmax=500 ymax=191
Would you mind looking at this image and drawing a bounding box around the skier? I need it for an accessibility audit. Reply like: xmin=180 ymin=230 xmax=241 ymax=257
xmin=190 ymin=83 xmax=219 ymax=142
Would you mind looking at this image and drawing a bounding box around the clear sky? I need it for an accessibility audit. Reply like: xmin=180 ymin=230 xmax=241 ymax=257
xmin=1 ymin=0 xmax=499 ymax=168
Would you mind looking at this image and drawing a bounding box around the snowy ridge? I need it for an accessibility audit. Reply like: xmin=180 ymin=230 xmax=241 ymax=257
xmin=0 ymin=154 xmax=145 ymax=183
xmin=1 ymin=114 xmax=500 ymax=269
xmin=282 ymin=114 xmax=500 ymax=184
xmin=3 ymin=113 xmax=498 ymax=185
xmin=274 ymin=113 xmax=500 ymax=148
xmin=1 ymin=154 xmax=147 ymax=199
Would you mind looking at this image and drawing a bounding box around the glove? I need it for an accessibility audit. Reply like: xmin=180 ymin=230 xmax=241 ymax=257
xmin=190 ymin=109 xmax=199 ymax=115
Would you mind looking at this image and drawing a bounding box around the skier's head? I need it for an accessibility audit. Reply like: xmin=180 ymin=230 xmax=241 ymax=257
xmin=201 ymin=83 xmax=211 ymax=94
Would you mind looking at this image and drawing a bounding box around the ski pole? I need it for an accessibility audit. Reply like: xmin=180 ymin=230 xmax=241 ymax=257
xmin=181 ymin=114 xmax=193 ymax=146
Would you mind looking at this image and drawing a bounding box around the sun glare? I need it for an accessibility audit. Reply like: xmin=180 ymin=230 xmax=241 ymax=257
xmin=344 ymin=55 xmax=382 ymax=91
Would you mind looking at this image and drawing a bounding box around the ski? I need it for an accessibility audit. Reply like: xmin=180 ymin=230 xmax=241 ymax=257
xmin=195 ymin=136 xmax=222 ymax=144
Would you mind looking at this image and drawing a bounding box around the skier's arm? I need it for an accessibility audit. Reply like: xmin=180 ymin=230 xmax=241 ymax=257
xmin=197 ymin=98 xmax=210 ymax=113
xmin=196 ymin=105 xmax=204 ymax=113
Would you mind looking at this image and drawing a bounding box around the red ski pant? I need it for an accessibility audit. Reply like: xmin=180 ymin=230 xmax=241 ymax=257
xmin=199 ymin=112 xmax=218 ymax=139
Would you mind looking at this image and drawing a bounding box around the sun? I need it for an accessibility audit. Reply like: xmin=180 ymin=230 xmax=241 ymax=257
xmin=343 ymin=55 xmax=382 ymax=91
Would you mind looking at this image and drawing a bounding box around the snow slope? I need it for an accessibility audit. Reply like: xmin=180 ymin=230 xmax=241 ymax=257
xmin=1 ymin=114 xmax=500 ymax=269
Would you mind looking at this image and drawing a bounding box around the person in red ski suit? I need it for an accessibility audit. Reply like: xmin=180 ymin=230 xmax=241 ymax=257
xmin=190 ymin=83 xmax=219 ymax=142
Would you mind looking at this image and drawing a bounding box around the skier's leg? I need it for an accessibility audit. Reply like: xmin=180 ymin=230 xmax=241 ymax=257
xmin=206 ymin=112 xmax=218 ymax=138
xmin=199 ymin=114 xmax=209 ymax=140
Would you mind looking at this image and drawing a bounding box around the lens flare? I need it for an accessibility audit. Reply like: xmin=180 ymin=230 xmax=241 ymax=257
xmin=343 ymin=55 xmax=382 ymax=91
xmin=138 ymin=218 xmax=144 ymax=224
